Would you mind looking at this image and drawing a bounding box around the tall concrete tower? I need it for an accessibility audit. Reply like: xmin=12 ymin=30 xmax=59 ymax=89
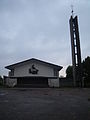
xmin=69 ymin=11 xmax=82 ymax=87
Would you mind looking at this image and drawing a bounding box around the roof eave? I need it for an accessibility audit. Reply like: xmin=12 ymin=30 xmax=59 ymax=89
xmin=5 ymin=58 xmax=63 ymax=71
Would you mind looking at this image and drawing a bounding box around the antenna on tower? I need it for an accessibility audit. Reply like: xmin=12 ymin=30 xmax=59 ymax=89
xmin=71 ymin=5 xmax=74 ymax=17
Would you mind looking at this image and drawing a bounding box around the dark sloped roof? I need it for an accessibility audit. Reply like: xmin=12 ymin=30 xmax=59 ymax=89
xmin=5 ymin=58 xmax=63 ymax=71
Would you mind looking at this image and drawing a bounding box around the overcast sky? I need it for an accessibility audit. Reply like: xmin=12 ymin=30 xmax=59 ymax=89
xmin=0 ymin=0 xmax=90 ymax=76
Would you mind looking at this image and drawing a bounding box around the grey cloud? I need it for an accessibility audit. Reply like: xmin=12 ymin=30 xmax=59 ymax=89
xmin=0 ymin=0 xmax=90 ymax=76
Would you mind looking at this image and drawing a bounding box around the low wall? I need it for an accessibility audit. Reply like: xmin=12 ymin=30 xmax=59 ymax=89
xmin=59 ymin=78 xmax=73 ymax=87
xmin=4 ymin=77 xmax=17 ymax=87
xmin=48 ymin=78 xmax=59 ymax=87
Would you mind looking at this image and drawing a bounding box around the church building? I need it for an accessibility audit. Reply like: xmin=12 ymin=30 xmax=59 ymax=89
xmin=4 ymin=58 xmax=63 ymax=87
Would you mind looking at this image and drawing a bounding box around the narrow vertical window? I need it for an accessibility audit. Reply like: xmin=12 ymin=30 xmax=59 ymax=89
xmin=9 ymin=69 xmax=14 ymax=76
xmin=54 ymin=69 xmax=58 ymax=76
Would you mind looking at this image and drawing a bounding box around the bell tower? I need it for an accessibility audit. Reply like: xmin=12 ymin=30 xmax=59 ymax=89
xmin=69 ymin=9 xmax=82 ymax=87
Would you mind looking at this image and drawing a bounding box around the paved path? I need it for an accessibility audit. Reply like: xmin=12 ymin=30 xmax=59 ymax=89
xmin=0 ymin=88 xmax=90 ymax=120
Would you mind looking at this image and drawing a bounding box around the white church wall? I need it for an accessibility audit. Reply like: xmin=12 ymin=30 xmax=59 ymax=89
xmin=13 ymin=62 xmax=55 ymax=77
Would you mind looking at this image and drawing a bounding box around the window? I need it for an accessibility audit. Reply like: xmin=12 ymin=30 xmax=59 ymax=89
xmin=9 ymin=69 xmax=14 ymax=76
xmin=54 ymin=69 xmax=58 ymax=76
